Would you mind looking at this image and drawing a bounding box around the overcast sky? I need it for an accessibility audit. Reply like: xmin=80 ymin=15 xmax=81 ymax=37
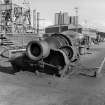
xmin=27 ymin=0 xmax=105 ymax=31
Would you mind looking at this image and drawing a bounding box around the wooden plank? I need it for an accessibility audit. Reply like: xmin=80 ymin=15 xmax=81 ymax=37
xmin=96 ymin=56 xmax=105 ymax=77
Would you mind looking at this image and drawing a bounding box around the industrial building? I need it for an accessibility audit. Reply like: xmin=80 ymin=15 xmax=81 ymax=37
xmin=55 ymin=12 xmax=69 ymax=25
xmin=46 ymin=12 xmax=81 ymax=34
xmin=45 ymin=24 xmax=82 ymax=34
xmin=69 ymin=16 xmax=78 ymax=25
xmin=55 ymin=12 xmax=78 ymax=25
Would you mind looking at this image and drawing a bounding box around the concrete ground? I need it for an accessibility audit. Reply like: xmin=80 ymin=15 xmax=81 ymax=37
xmin=0 ymin=42 xmax=105 ymax=105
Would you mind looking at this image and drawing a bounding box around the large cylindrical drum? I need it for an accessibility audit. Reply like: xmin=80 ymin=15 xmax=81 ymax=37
xmin=45 ymin=34 xmax=72 ymax=49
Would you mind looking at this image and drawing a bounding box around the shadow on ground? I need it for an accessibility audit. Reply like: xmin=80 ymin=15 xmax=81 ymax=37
xmin=0 ymin=65 xmax=15 ymax=74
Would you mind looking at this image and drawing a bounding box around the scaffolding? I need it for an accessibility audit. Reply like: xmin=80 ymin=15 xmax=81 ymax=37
xmin=0 ymin=0 xmax=32 ymax=35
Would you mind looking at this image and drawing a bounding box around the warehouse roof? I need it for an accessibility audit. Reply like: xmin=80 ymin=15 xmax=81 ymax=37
xmin=46 ymin=24 xmax=82 ymax=29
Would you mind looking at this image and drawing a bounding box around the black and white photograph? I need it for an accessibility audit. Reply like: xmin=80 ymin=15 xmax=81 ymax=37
xmin=0 ymin=0 xmax=105 ymax=104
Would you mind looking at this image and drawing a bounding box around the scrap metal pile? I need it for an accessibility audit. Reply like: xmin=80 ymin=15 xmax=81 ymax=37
xmin=10 ymin=31 xmax=80 ymax=77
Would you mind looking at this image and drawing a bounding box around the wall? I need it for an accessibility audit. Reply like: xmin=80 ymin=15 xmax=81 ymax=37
xmin=6 ymin=33 xmax=40 ymax=46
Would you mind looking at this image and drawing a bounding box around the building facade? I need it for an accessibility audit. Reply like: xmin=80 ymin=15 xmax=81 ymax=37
xmin=45 ymin=24 xmax=82 ymax=34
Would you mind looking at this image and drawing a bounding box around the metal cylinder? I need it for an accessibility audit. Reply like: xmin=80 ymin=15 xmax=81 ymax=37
xmin=60 ymin=46 xmax=74 ymax=60
xmin=45 ymin=34 xmax=72 ymax=49
xmin=26 ymin=33 xmax=78 ymax=62
xmin=10 ymin=31 xmax=80 ymax=77
xmin=26 ymin=40 xmax=50 ymax=61
xmin=45 ymin=33 xmax=74 ymax=60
